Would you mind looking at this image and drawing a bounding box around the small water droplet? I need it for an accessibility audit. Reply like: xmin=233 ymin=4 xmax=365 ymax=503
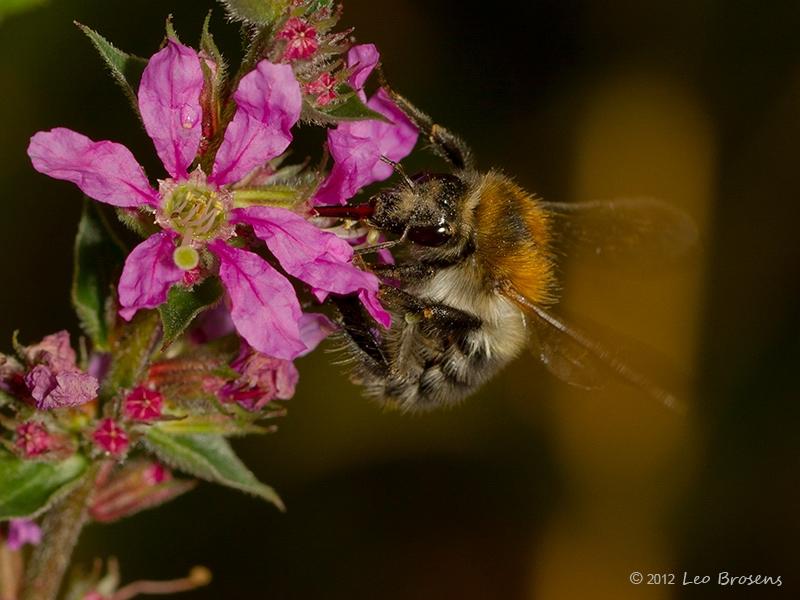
xmin=180 ymin=104 xmax=198 ymax=129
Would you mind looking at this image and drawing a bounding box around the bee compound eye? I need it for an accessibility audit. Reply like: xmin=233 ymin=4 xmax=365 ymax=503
xmin=406 ymin=224 xmax=453 ymax=247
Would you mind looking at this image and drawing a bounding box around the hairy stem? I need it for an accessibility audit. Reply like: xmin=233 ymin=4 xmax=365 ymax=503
xmin=21 ymin=463 xmax=101 ymax=600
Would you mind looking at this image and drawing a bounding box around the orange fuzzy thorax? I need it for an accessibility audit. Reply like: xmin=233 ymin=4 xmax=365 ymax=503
xmin=473 ymin=172 xmax=557 ymax=307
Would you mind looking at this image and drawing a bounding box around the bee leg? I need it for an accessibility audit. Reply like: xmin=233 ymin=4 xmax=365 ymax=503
xmin=330 ymin=295 xmax=390 ymax=375
xmin=381 ymin=85 xmax=475 ymax=171
xmin=371 ymin=262 xmax=437 ymax=283
xmin=379 ymin=286 xmax=482 ymax=333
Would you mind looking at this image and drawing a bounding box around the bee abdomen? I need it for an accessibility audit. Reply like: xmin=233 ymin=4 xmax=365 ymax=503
xmin=349 ymin=327 xmax=502 ymax=412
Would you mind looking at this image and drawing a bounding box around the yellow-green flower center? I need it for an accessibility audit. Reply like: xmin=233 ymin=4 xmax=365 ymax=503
xmin=162 ymin=183 xmax=228 ymax=241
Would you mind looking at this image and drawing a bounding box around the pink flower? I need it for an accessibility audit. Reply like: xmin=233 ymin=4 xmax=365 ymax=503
xmin=219 ymin=344 xmax=299 ymax=410
xmin=123 ymin=386 xmax=163 ymax=421
xmin=25 ymin=365 xmax=99 ymax=410
xmin=92 ymin=418 xmax=129 ymax=455
xmin=22 ymin=331 xmax=77 ymax=372
xmin=346 ymin=43 xmax=380 ymax=91
xmin=6 ymin=519 xmax=42 ymax=551
xmin=278 ymin=17 xmax=318 ymax=61
xmin=313 ymin=44 xmax=418 ymax=206
xmin=17 ymin=331 xmax=99 ymax=410
xmin=28 ymin=40 xmax=389 ymax=360
xmin=15 ymin=421 xmax=52 ymax=457
xmin=306 ymin=72 xmax=338 ymax=106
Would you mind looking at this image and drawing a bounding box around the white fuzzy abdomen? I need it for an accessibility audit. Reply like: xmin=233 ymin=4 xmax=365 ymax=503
xmin=412 ymin=262 xmax=529 ymax=364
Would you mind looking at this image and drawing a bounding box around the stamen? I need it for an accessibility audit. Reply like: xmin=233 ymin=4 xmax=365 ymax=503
xmin=159 ymin=179 xmax=232 ymax=242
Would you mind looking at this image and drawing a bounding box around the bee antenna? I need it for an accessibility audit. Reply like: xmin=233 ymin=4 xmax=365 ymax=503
xmin=380 ymin=155 xmax=415 ymax=190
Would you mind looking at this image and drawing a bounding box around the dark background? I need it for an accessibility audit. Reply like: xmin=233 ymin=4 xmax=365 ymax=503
xmin=1 ymin=0 xmax=799 ymax=598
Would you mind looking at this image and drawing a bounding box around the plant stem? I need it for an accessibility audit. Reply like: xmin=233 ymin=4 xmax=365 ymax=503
xmin=21 ymin=463 xmax=101 ymax=600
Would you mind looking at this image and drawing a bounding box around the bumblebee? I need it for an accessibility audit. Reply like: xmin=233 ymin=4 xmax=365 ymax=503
xmin=317 ymin=92 xmax=696 ymax=413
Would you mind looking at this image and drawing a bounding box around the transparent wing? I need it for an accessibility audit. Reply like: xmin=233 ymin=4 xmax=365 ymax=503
xmin=528 ymin=307 xmax=603 ymax=392
xmin=543 ymin=198 xmax=698 ymax=272
xmin=502 ymin=284 xmax=686 ymax=412
xmin=529 ymin=304 xmax=685 ymax=413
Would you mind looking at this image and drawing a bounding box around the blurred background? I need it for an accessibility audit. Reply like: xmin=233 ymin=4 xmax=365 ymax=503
xmin=1 ymin=0 xmax=799 ymax=598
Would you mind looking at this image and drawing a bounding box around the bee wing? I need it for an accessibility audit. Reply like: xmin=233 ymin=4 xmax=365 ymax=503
xmin=528 ymin=307 xmax=603 ymax=392
xmin=527 ymin=303 xmax=685 ymax=413
xmin=501 ymin=281 xmax=685 ymax=412
xmin=542 ymin=198 xmax=698 ymax=272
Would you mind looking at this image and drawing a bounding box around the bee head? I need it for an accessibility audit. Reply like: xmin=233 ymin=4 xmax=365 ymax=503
xmin=370 ymin=173 xmax=471 ymax=248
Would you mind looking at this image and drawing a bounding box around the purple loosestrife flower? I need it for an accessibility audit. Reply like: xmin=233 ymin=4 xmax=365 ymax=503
xmin=6 ymin=519 xmax=42 ymax=551
xmin=305 ymin=72 xmax=339 ymax=106
xmin=313 ymin=44 xmax=419 ymax=206
xmin=219 ymin=343 xmax=299 ymax=411
xmin=28 ymin=40 xmax=388 ymax=359
xmin=10 ymin=331 xmax=99 ymax=410
xmin=277 ymin=17 xmax=319 ymax=61
xmin=123 ymin=386 xmax=164 ymax=421
xmin=92 ymin=418 xmax=129 ymax=456
xmin=15 ymin=421 xmax=52 ymax=457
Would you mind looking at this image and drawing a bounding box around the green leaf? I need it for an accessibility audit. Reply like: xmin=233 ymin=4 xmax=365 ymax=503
xmin=325 ymin=93 xmax=391 ymax=122
xmin=200 ymin=12 xmax=227 ymax=88
xmin=143 ymin=430 xmax=284 ymax=510
xmin=76 ymin=23 xmax=147 ymax=115
xmin=164 ymin=14 xmax=180 ymax=42
xmin=159 ymin=277 xmax=224 ymax=349
xmin=219 ymin=0 xmax=290 ymax=25
xmin=0 ymin=453 xmax=88 ymax=520
xmin=302 ymin=87 xmax=391 ymax=125
xmin=72 ymin=200 xmax=127 ymax=351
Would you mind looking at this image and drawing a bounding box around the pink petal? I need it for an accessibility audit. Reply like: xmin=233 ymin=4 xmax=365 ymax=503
xmin=297 ymin=313 xmax=337 ymax=357
xmin=234 ymin=206 xmax=391 ymax=326
xmin=313 ymin=88 xmax=418 ymax=205
xmin=211 ymin=61 xmax=302 ymax=186
xmin=45 ymin=370 xmax=100 ymax=409
xmin=25 ymin=364 xmax=99 ymax=410
xmin=225 ymin=345 xmax=299 ymax=409
xmin=24 ymin=365 xmax=58 ymax=405
xmin=359 ymin=289 xmax=392 ymax=328
xmin=233 ymin=206 xmax=376 ymax=293
xmin=27 ymin=129 xmax=157 ymax=208
xmin=347 ymin=43 xmax=379 ymax=90
xmin=22 ymin=330 xmax=77 ymax=372
xmin=138 ymin=40 xmax=204 ymax=179
xmin=118 ymin=232 xmax=183 ymax=321
xmin=209 ymin=241 xmax=306 ymax=360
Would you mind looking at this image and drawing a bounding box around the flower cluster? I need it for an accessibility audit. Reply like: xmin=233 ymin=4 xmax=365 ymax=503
xmin=3 ymin=0 xmax=424 ymax=595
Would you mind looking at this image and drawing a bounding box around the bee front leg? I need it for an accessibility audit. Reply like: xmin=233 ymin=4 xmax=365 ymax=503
xmin=381 ymin=85 xmax=475 ymax=171
xmin=371 ymin=262 xmax=437 ymax=284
